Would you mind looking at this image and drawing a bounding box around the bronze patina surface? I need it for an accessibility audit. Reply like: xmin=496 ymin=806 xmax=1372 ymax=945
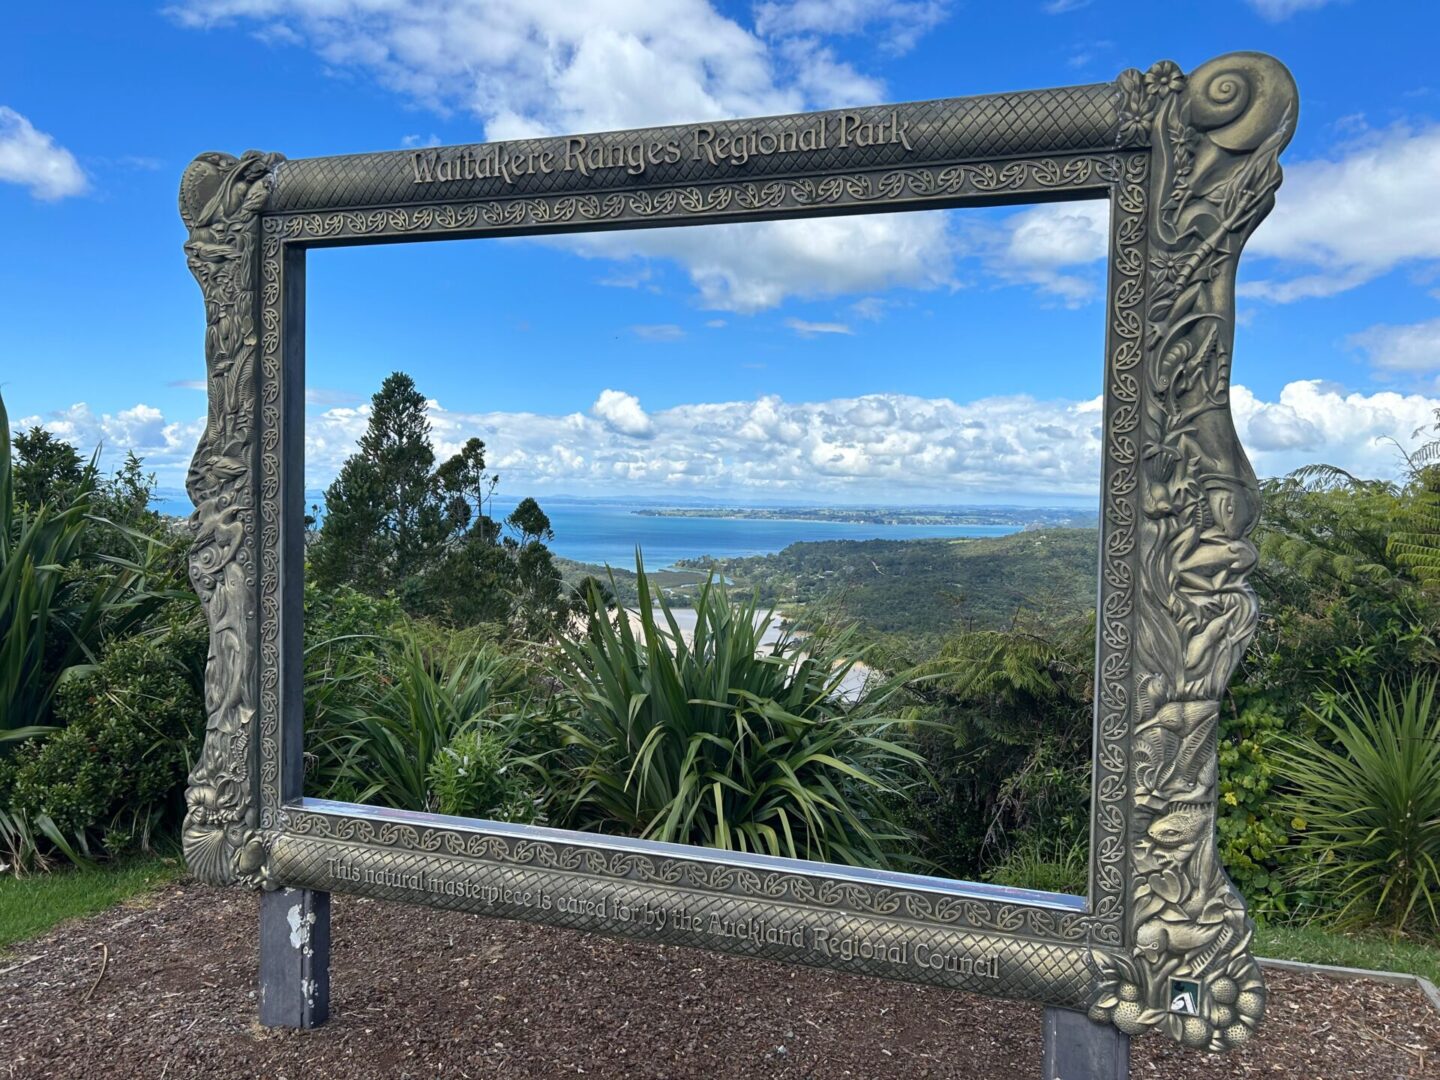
xmin=180 ymin=51 xmax=1297 ymax=1051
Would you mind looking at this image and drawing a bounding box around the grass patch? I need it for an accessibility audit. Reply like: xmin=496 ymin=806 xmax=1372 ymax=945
xmin=0 ymin=854 xmax=183 ymax=954
xmin=1257 ymin=922 xmax=1440 ymax=984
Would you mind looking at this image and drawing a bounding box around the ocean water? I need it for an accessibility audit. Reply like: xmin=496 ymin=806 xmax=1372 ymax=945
xmin=531 ymin=501 xmax=1020 ymax=569
xmin=151 ymin=494 xmax=1021 ymax=569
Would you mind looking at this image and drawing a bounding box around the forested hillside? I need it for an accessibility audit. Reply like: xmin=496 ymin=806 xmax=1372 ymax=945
xmin=687 ymin=528 xmax=1098 ymax=654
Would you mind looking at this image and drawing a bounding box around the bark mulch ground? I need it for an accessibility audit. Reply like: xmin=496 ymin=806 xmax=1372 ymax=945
xmin=2 ymin=880 xmax=1436 ymax=1079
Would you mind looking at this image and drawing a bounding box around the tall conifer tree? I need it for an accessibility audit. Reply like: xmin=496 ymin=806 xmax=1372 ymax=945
xmin=311 ymin=371 xmax=570 ymax=631
xmin=312 ymin=372 xmax=443 ymax=594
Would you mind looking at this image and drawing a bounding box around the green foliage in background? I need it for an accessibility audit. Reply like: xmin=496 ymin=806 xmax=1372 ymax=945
xmin=547 ymin=563 xmax=923 ymax=868
xmin=305 ymin=625 xmax=540 ymax=817
xmin=0 ymin=619 xmax=206 ymax=856
xmin=986 ymin=835 xmax=1088 ymax=896
xmin=696 ymin=528 xmax=1099 ymax=657
xmin=1214 ymin=704 xmax=1294 ymax=921
xmin=902 ymin=617 xmax=1094 ymax=879
xmin=1386 ymin=410 xmax=1440 ymax=587
xmin=1245 ymin=422 xmax=1440 ymax=728
xmin=428 ymin=727 xmax=538 ymax=822
xmin=1277 ymin=676 xmax=1440 ymax=934
xmin=1 ymin=392 xmax=176 ymax=737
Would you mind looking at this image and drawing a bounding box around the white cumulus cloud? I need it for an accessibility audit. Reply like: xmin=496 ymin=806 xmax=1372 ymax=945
xmin=1347 ymin=317 xmax=1440 ymax=381
xmin=990 ymin=200 xmax=1110 ymax=305
xmin=591 ymin=389 xmax=655 ymax=438
xmin=18 ymin=381 xmax=1439 ymax=498
xmin=9 ymin=402 xmax=201 ymax=479
xmin=1244 ymin=125 xmax=1440 ymax=302
xmin=0 ymin=106 xmax=87 ymax=200
xmin=163 ymin=0 xmax=973 ymax=313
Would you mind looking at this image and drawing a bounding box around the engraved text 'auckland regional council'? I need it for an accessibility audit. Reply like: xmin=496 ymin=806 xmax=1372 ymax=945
xmin=410 ymin=112 xmax=917 ymax=186
xmin=325 ymin=857 xmax=999 ymax=980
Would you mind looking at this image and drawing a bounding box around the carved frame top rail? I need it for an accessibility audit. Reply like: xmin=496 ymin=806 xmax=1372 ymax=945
xmin=269 ymin=83 xmax=1122 ymax=216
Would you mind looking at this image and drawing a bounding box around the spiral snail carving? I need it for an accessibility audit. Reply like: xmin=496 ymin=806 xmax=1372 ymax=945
xmin=1187 ymin=52 xmax=1297 ymax=151
xmin=1088 ymin=53 xmax=1296 ymax=1052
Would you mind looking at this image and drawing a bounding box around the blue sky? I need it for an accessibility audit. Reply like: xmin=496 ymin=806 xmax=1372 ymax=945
xmin=3 ymin=1 xmax=1439 ymax=504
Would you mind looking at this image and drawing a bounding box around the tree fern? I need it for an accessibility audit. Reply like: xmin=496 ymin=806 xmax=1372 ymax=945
xmin=1388 ymin=410 xmax=1440 ymax=587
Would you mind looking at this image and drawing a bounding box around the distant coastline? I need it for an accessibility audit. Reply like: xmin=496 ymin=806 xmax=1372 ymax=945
xmin=632 ymin=505 xmax=1098 ymax=529
xmin=148 ymin=492 xmax=1097 ymax=568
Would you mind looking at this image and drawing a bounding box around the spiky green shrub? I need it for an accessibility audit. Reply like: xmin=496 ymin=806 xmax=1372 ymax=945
xmin=1 ymin=391 xmax=170 ymax=737
xmin=1277 ymin=676 xmax=1440 ymax=933
xmin=311 ymin=628 xmax=533 ymax=811
xmin=547 ymin=564 xmax=922 ymax=868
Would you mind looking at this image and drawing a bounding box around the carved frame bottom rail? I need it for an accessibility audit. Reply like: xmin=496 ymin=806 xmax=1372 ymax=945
xmin=276 ymin=804 xmax=1094 ymax=1006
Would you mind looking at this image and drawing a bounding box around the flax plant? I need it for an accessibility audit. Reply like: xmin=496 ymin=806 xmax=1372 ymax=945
xmin=313 ymin=629 xmax=533 ymax=812
xmin=0 ymin=392 xmax=164 ymax=734
xmin=1278 ymin=676 xmax=1440 ymax=933
xmin=549 ymin=559 xmax=924 ymax=869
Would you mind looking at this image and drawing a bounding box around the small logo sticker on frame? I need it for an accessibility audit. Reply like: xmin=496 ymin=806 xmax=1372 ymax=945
xmin=1170 ymin=979 xmax=1201 ymax=1016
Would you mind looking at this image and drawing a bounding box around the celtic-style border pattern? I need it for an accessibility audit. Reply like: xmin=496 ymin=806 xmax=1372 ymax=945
xmin=183 ymin=53 xmax=1296 ymax=1052
xmin=280 ymin=806 xmax=1089 ymax=941
xmin=267 ymin=156 xmax=1118 ymax=241
xmin=253 ymin=149 xmax=1137 ymax=953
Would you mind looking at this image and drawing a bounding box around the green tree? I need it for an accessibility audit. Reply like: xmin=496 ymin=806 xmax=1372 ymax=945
xmin=11 ymin=427 xmax=85 ymax=511
xmin=311 ymin=372 xmax=445 ymax=595
xmin=1388 ymin=410 xmax=1440 ymax=588
xmin=310 ymin=372 xmax=569 ymax=633
xmin=904 ymin=616 xmax=1095 ymax=877
xmin=1242 ymin=447 xmax=1440 ymax=726
xmin=1 ymin=393 xmax=179 ymax=734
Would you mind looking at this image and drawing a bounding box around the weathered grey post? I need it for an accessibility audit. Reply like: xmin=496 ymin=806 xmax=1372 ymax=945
xmin=260 ymin=888 xmax=330 ymax=1027
xmin=1043 ymin=1008 xmax=1130 ymax=1080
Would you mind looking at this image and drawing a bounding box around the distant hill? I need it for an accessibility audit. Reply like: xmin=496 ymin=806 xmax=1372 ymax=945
xmin=552 ymin=556 xmax=710 ymax=608
xmin=680 ymin=529 xmax=1099 ymax=655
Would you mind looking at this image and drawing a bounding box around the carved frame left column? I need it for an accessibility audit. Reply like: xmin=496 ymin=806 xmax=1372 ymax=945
xmin=179 ymin=150 xmax=324 ymax=1028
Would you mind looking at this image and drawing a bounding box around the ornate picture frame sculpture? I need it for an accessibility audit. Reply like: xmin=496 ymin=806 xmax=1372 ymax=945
xmin=180 ymin=51 xmax=1296 ymax=1053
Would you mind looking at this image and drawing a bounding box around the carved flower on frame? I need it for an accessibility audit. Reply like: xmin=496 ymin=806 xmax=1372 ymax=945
xmin=1151 ymin=249 xmax=1187 ymax=288
xmin=1115 ymin=68 xmax=1152 ymax=145
xmin=1118 ymin=112 xmax=1149 ymax=146
xmin=1117 ymin=67 xmax=1145 ymax=105
xmin=1144 ymin=60 xmax=1185 ymax=98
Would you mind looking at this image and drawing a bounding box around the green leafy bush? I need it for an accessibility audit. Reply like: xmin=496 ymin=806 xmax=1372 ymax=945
xmin=1 ymin=392 xmax=172 ymax=737
xmin=1277 ymin=676 xmax=1440 ymax=933
xmin=547 ymin=565 xmax=923 ymax=868
xmin=4 ymin=624 xmax=205 ymax=854
xmin=428 ymin=727 xmax=538 ymax=822
xmin=902 ymin=618 xmax=1094 ymax=879
xmin=1216 ymin=703 xmax=1293 ymax=920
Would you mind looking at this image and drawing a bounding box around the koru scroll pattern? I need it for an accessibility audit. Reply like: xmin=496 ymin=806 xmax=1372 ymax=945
xmin=180 ymin=52 xmax=1296 ymax=1051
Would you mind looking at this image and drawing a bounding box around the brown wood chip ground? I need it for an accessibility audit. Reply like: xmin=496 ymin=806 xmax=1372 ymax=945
xmin=2 ymin=882 xmax=1436 ymax=1078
